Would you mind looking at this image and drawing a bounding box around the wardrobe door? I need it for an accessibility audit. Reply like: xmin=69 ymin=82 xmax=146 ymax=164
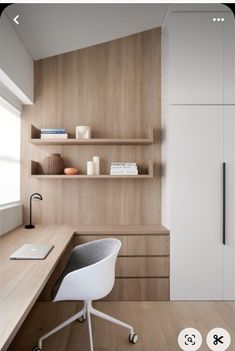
xmin=223 ymin=13 xmax=235 ymax=104
xmin=168 ymin=12 xmax=224 ymax=104
xmin=170 ymin=106 xmax=224 ymax=300
xmin=223 ymin=106 xmax=235 ymax=300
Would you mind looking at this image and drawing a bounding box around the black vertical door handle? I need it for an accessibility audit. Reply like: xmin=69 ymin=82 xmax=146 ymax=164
xmin=223 ymin=162 xmax=226 ymax=245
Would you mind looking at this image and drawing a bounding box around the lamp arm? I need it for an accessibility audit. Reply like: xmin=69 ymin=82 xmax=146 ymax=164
xmin=31 ymin=192 xmax=43 ymax=200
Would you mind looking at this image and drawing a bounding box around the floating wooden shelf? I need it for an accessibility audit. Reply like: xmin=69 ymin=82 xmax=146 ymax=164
xmin=30 ymin=160 xmax=154 ymax=179
xmin=29 ymin=125 xmax=154 ymax=145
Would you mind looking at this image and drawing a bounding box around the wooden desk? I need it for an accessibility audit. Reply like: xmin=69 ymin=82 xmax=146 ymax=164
xmin=0 ymin=224 xmax=169 ymax=351
xmin=0 ymin=225 xmax=75 ymax=351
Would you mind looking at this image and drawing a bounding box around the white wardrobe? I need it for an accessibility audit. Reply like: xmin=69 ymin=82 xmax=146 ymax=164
xmin=162 ymin=7 xmax=235 ymax=300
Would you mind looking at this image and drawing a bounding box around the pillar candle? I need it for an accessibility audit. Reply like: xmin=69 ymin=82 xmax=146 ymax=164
xmin=76 ymin=126 xmax=91 ymax=139
xmin=87 ymin=161 xmax=94 ymax=175
xmin=93 ymin=156 xmax=100 ymax=175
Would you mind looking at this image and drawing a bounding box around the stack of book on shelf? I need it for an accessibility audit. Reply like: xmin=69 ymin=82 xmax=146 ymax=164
xmin=110 ymin=162 xmax=138 ymax=175
xmin=40 ymin=128 xmax=68 ymax=139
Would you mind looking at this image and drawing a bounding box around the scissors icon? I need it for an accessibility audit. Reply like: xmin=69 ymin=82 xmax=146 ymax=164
xmin=213 ymin=334 xmax=224 ymax=345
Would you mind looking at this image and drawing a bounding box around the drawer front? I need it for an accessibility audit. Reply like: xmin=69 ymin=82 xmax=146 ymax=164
xmin=116 ymin=257 xmax=169 ymax=277
xmin=75 ymin=235 xmax=169 ymax=256
xmin=103 ymin=278 xmax=169 ymax=301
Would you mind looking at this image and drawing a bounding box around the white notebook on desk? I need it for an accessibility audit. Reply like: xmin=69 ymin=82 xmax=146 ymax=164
xmin=9 ymin=243 xmax=54 ymax=260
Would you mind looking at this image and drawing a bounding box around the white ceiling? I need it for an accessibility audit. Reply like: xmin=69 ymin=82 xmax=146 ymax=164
xmin=5 ymin=4 xmax=168 ymax=60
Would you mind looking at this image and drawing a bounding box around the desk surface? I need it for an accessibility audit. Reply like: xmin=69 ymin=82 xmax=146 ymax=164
xmin=0 ymin=225 xmax=74 ymax=351
xmin=0 ymin=224 xmax=169 ymax=351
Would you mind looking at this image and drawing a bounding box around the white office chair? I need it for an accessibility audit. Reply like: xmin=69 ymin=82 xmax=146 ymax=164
xmin=33 ymin=238 xmax=138 ymax=351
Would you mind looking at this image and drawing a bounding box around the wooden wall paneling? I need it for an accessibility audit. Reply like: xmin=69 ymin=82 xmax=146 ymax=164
xmin=21 ymin=27 xmax=161 ymax=226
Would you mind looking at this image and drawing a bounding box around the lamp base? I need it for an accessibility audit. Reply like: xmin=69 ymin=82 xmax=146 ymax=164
xmin=25 ymin=224 xmax=35 ymax=229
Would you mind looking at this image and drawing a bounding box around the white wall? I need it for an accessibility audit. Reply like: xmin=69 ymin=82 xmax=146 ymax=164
xmin=0 ymin=12 xmax=33 ymax=104
xmin=0 ymin=83 xmax=22 ymax=112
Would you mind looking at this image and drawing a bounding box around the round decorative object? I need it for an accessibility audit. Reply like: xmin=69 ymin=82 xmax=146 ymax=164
xmin=64 ymin=167 xmax=78 ymax=175
xmin=42 ymin=153 xmax=64 ymax=175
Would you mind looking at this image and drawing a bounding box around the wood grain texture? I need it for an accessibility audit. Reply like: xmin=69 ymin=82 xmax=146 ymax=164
xmin=0 ymin=224 xmax=169 ymax=350
xmin=30 ymin=160 xmax=154 ymax=178
xmin=0 ymin=225 xmax=75 ymax=351
xmin=74 ymin=228 xmax=170 ymax=300
xmin=30 ymin=124 xmax=154 ymax=144
xmin=75 ymin=235 xmax=169 ymax=256
xmin=8 ymin=301 xmax=235 ymax=351
xmin=74 ymin=224 xmax=169 ymax=235
xmin=21 ymin=27 xmax=161 ymax=225
xmin=116 ymin=257 xmax=169 ymax=277
xmin=104 ymin=278 xmax=169 ymax=300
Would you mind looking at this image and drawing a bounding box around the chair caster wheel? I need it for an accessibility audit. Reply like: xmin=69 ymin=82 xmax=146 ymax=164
xmin=77 ymin=314 xmax=87 ymax=323
xmin=129 ymin=333 xmax=138 ymax=344
xmin=32 ymin=347 xmax=41 ymax=351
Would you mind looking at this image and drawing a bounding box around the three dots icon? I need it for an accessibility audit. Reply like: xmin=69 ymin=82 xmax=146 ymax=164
xmin=213 ymin=17 xmax=224 ymax=22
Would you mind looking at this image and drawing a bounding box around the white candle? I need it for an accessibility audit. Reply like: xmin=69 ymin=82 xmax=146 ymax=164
xmin=87 ymin=161 xmax=94 ymax=175
xmin=93 ymin=156 xmax=100 ymax=175
xmin=76 ymin=126 xmax=91 ymax=139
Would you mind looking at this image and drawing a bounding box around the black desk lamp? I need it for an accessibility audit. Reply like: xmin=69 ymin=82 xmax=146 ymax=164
xmin=25 ymin=193 xmax=43 ymax=229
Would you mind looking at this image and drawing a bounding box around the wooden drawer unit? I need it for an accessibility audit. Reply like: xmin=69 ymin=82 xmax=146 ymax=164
xmin=103 ymin=278 xmax=169 ymax=301
xmin=75 ymin=232 xmax=170 ymax=300
xmin=75 ymin=235 xmax=169 ymax=256
xmin=116 ymin=257 xmax=169 ymax=277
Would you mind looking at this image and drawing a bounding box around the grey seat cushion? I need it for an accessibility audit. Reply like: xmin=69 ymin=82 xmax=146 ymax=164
xmin=51 ymin=239 xmax=120 ymax=300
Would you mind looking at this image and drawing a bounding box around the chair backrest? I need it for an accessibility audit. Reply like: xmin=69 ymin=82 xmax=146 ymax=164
xmin=53 ymin=238 xmax=121 ymax=301
xmin=70 ymin=238 xmax=121 ymax=269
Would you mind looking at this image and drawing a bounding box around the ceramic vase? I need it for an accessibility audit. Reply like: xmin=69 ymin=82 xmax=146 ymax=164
xmin=42 ymin=153 xmax=64 ymax=175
